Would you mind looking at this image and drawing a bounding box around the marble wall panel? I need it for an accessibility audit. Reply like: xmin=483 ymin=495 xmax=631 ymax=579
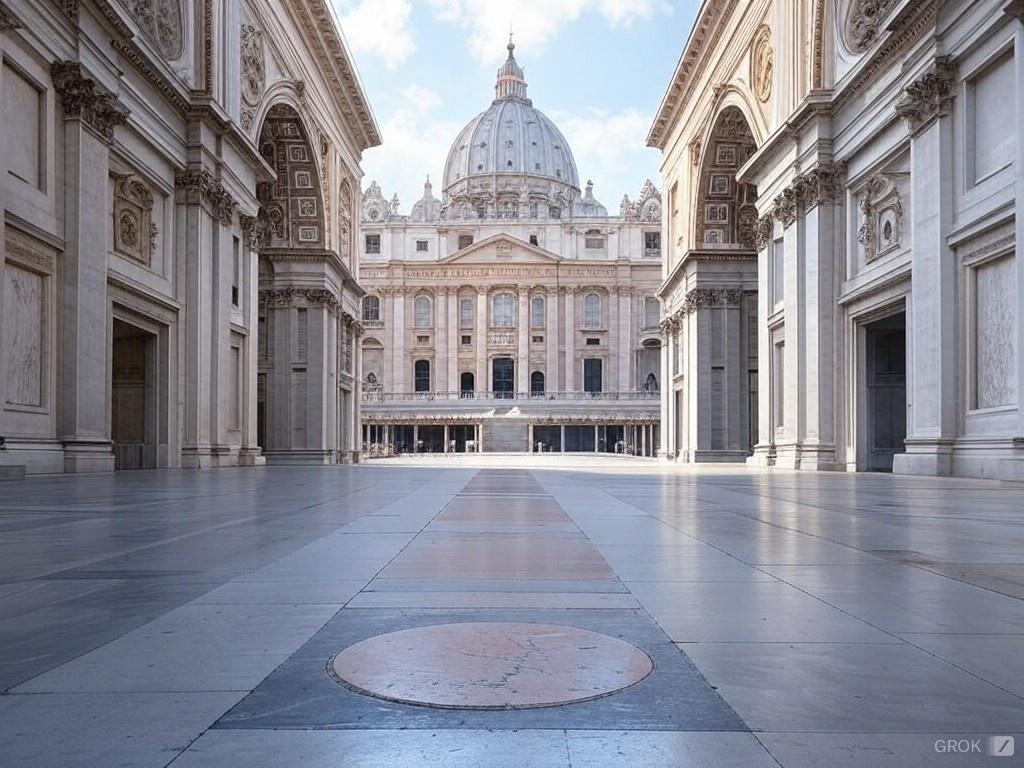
xmin=3 ymin=264 xmax=44 ymax=407
xmin=975 ymin=253 xmax=1016 ymax=409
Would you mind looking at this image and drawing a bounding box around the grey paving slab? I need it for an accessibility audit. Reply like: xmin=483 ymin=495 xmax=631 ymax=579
xmin=681 ymin=641 xmax=1024 ymax=732
xmin=365 ymin=577 xmax=630 ymax=593
xmin=758 ymin=732 xmax=1023 ymax=767
xmin=15 ymin=602 xmax=340 ymax=693
xmin=629 ymin=580 xmax=895 ymax=642
xmin=898 ymin=633 xmax=1024 ymax=697
xmin=345 ymin=590 xmax=641 ymax=609
xmin=215 ymin=607 xmax=746 ymax=732
xmin=193 ymin=579 xmax=367 ymax=605
xmin=171 ymin=729 xmax=572 ymax=768
xmin=0 ymin=691 xmax=241 ymax=768
xmin=566 ymin=731 xmax=777 ymax=767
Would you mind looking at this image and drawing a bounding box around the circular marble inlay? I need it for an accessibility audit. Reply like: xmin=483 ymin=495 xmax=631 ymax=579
xmin=329 ymin=622 xmax=653 ymax=709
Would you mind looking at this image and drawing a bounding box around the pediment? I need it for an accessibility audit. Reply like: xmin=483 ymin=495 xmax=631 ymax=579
xmin=439 ymin=234 xmax=561 ymax=265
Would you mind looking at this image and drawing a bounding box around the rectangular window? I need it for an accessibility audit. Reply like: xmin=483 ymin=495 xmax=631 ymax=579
xmin=585 ymin=337 xmax=601 ymax=346
xmin=461 ymin=334 xmax=472 ymax=345
xmin=644 ymin=231 xmax=661 ymax=255
xmin=532 ymin=335 xmax=544 ymax=343
xmin=529 ymin=234 xmax=538 ymax=246
xmin=644 ymin=296 xmax=660 ymax=328
xmin=583 ymin=358 xmax=603 ymax=393
xmin=772 ymin=238 xmax=785 ymax=307
xmin=416 ymin=335 xmax=430 ymax=344
xmin=585 ymin=236 xmax=605 ymax=249
xmin=460 ymin=298 xmax=473 ymax=328
xmin=365 ymin=234 xmax=381 ymax=254
xmin=531 ymin=296 xmax=545 ymax=328
xmin=231 ymin=236 xmax=240 ymax=306
xmin=773 ymin=340 xmax=785 ymax=429
xmin=458 ymin=234 xmax=474 ymax=249
xmin=414 ymin=360 xmax=430 ymax=393
xmin=415 ymin=239 xmax=429 ymax=252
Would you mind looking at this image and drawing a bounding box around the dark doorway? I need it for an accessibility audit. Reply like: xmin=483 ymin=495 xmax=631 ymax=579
xmin=864 ymin=312 xmax=907 ymax=472
xmin=460 ymin=371 xmax=475 ymax=397
xmin=533 ymin=425 xmax=561 ymax=452
xmin=493 ymin=357 xmax=514 ymax=398
xmin=450 ymin=424 xmax=477 ymax=452
xmin=417 ymin=425 xmax=444 ymax=453
xmin=530 ymin=371 xmax=545 ymax=396
xmin=393 ymin=425 xmax=414 ymax=453
xmin=583 ymin=358 xmax=603 ymax=393
xmin=598 ymin=425 xmax=624 ymax=453
xmin=111 ymin=319 xmax=156 ymax=470
xmin=565 ymin=425 xmax=596 ymax=452
xmin=414 ymin=360 xmax=430 ymax=393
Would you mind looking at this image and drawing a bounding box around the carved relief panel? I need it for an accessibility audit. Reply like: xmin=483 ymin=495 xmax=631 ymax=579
xmin=856 ymin=172 xmax=908 ymax=264
xmin=128 ymin=0 xmax=184 ymax=60
xmin=112 ymin=174 xmax=157 ymax=266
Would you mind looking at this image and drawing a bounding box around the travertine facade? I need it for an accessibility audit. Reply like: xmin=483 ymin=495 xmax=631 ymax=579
xmin=651 ymin=0 xmax=1024 ymax=479
xmin=0 ymin=0 xmax=378 ymax=473
xmin=359 ymin=43 xmax=662 ymax=455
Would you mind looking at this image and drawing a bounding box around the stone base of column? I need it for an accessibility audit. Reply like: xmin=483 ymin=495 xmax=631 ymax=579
xmin=238 ymin=447 xmax=266 ymax=466
xmin=691 ymin=449 xmax=749 ymax=463
xmin=181 ymin=444 xmax=244 ymax=469
xmin=261 ymin=449 xmax=335 ymax=465
xmin=999 ymin=457 xmax=1024 ymax=483
xmin=63 ymin=440 xmax=115 ymax=473
xmin=788 ymin=443 xmax=842 ymax=471
xmin=893 ymin=438 xmax=954 ymax=476
xmin=747 ymin=443 xmax=775 ymax=468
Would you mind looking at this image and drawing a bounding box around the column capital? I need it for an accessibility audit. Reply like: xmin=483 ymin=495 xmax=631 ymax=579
xmin=175 ymin=168 xmax=238 ymax=226
xmin=51 ymin=61 xmax=129 ymax=143
xmin=895 ymin=57 xmax=956 ymax=135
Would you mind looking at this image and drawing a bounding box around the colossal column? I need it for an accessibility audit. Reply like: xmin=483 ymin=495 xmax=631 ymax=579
xmin=517 ymin=288 xmax=529 ymax=393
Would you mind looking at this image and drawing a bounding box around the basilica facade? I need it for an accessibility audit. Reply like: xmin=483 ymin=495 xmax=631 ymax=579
xmin=359 ymin=43 xmax=662 ymax=455
xmin=651 ymin=0 xmax=1024 ymax=480
xmin=0 ymin=0 xmax=377 ymax=474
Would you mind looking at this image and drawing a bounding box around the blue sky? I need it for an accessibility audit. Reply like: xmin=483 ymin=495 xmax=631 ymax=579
xmin=333 ymin=0 xmax=699 ymax=211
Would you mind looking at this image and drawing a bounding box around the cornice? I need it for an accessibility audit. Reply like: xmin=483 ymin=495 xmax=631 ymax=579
xmin=283 ymin=0 xmax=381 ymax=151
xmin=647 ymin=0 xmax=740 ymax=148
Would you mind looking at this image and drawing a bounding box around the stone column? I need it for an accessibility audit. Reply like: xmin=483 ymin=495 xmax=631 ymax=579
xmin=749 ymin=214 xmax=776 ymax=466
xmin=476 ymin=290 xmax=488 ymax=392
xmin=383 ymin=289 xmax=394 ymax=392
xmin=392 ymin=288 xmax=406 ymax=393
xmin=239 ymin=217 xmax=266 ymax=465
xmin=659 ymin=319 xmax=671 ymax=458
xmin=52 ymin=63 xmax=127 ymax=472
xmin=546 ymin=288 xmax=559 ymax=392
xmin=517 ymin=288 xmax=529 ymax=394
xmin=436 ymin=288 xmax=448 ymax=392
xmin=563 ymin=288 xmax=576 ymax=391
xmin=893 ymin=59 xmax=957 ymax=476
xmin=618 ymin=287 xmax=633 ymax=392
xmin=447 ymin=291 xmax=458 ymax=393
xmin=608 ymin=288 xmax=619 ymax=390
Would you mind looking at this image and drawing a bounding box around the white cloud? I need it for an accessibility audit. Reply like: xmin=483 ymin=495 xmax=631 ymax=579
xmin=428 ymin=0 xmax=670 ymax=64
xmin=550 ymin=107 xmax=661 ymax=202
xmin=335 ymin=0 xmax=415 ymax=70
xmin=361 ymin=85 xmax=462 ymax=209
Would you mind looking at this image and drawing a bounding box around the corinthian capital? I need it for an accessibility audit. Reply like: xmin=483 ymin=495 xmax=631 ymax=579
xmin=895 ymin=57 xmax=956 ymax=135
xmin=51 ymin=61 xmax=129 ymax=143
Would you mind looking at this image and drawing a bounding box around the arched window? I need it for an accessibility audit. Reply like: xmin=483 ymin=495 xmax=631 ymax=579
xmin=414 ymin=295 xmax=431 ymax=328
xmin=414 ymin=359 xmax=430 ymax=392
xmin=492 ymin=292 xmax=515 ymax=328
xmin=531 ymin=296 xmax=545 ymax=328
xmin=460 ymin=371 xmax=474 ymax=396
xmin=530 ymin=371 xmax=545 ymax=396
xmin=362 ymin=295 xmax=380 ymax=322
xmin=583 ymin=292 xmax=602 ymax=329
xmin=644 ymin=296 xmax=660 ymax=328
xmin=460 ymin=298 xmax=474 ymax=328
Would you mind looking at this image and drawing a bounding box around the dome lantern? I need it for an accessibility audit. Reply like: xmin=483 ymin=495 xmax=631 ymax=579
xmin=495 ymin=36 xmax=528 ymax=102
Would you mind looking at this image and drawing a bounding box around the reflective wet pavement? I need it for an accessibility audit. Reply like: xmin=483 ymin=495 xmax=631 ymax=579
xmin=1 ymin=456 xmax=1022 ymax=766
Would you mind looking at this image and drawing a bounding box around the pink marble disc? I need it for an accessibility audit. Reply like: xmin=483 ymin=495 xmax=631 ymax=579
xmin=330 ymin=622 xmax=653 ymax=709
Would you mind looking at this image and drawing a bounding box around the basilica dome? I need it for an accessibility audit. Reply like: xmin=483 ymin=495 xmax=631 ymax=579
xmin=441 ymin=41 xmax=580 ymax=195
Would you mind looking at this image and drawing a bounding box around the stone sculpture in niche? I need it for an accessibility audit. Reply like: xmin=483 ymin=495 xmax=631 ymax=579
xmin=131 ymin=0 xmax=183 ymax=60
xmin=113 ymin=174 xmax=156 ymax=265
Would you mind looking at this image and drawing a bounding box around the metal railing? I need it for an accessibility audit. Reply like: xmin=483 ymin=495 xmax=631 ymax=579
xmin=362 ymin=389 xmax=660 ymax=403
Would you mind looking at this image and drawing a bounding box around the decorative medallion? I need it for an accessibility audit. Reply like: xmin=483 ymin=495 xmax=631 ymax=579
xmin=752 ymin=25 xmax=774 ymax=103
xmin=857 ymin=173 xmax=906 ymax=263
xmin=113 ymin=174 xmax=156 ymax=265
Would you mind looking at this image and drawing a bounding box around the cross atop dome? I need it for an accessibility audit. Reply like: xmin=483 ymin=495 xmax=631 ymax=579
xmin=495 ymin=34 xmax=528 ymax=102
